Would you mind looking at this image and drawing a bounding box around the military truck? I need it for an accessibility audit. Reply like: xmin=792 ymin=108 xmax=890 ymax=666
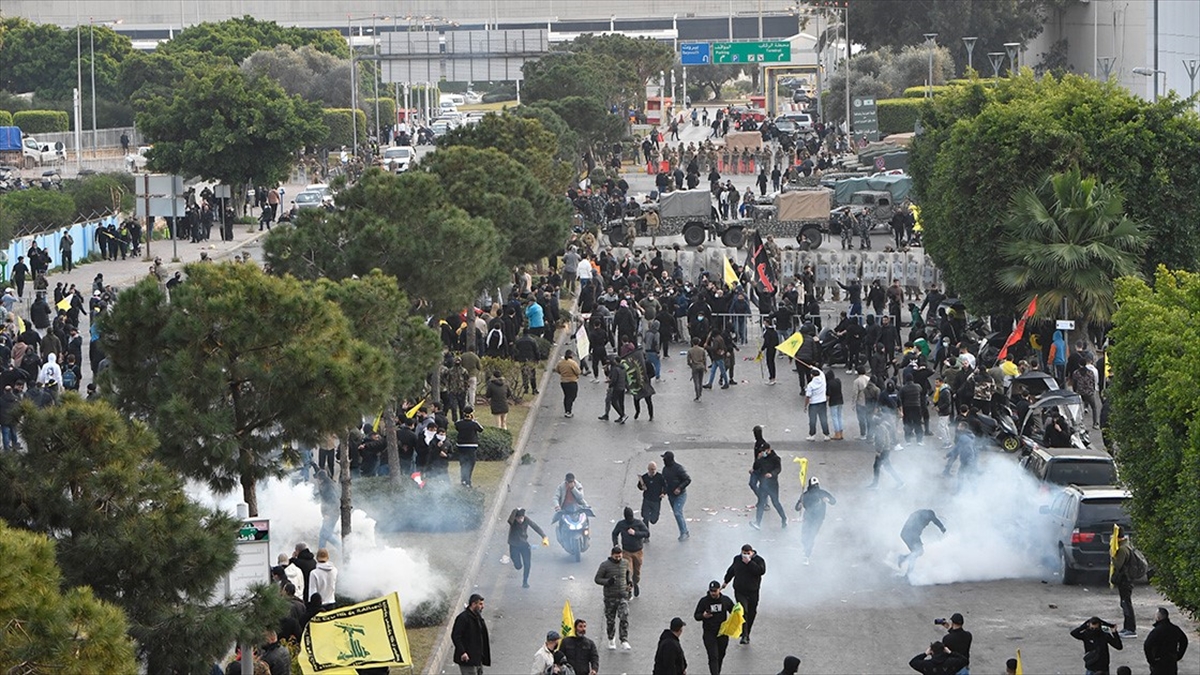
xmin=845 ymin=190 xmax=899 ymax=230
xmin=605 ymin=189 xmax=749 ymax=248
xmin=745 ymin=187 xmax=833 ymax=248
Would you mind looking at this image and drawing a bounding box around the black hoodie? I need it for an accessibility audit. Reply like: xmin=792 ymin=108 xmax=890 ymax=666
xmin=652 ymin=629 xmax=687 ymax=675
xmin=777 ymin=655 xmax=802 ymax=675
xmin=291 ymin=548 xmax=317 ymax=600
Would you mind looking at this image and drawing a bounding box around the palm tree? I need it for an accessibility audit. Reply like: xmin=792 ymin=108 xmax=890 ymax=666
xmin=998 ymin=167 xmax=1149 ymax=341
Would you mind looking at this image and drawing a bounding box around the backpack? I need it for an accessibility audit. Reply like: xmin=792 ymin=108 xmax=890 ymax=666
xmin=1124 ymin=546 xmax=1148 ymax=581
xmin=61 ymin=367 xmax=77 ymax=390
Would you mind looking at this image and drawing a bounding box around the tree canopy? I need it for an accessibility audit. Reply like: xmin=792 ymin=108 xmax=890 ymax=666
xmin=136 ymin=65 xmax=326 ymax=188
xmin=439 ymin=113 xmax=575 ymax=194
xmin=0 ymin=521 xmax=136 ymax=674
xmin=1109 ymin=268 xmax=1200 ymax=618
xmin=157 ymin=15 xmax=349 ymax=63
xmin=262 ymin=169 xmax=504 ymax=314
xmin=0 ymin=397 xmax=284 ymax=672
xmin=98 ymin=262 xmax=393 ymax=516
xmin=909 ymin=73 xmax=1200 ymax=316
xmin=419 ymin=146 xmax=573 ymax=267
xmin=0 ymin=17 xmax=132 ymax=101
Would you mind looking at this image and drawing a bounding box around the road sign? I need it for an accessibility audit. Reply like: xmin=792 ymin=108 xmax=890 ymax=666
xmin=851 ymin=96 xmax=879 ymax=139
xmin=226 ymin=518 xmax=270 ymax=600
xmin=680 ymin=42 xmax=711 ymax=65
xmin=712 ymin=41 xmax=791 ymax=64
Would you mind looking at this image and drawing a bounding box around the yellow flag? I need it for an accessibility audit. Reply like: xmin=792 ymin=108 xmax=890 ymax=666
xmin=717 ymin=602 xmax=745 ymax=638
xmin=1109 ymin=523 xmax=1120 ymax=588
xmin=754 ymin=349 xmax=763 ymax=363
xmin=371 ymin=410 xmax=384 ymax=433
xmin=56 ymin=297 xmax=71 ymax=312
xmin=561 ymin=600 xmax=576 ymax=638
xmin=405 ymin=399 xmax=425 ymax=420
xmin=723 ymin=255 xmax=738 ymax=288
xmin=793 ymin=457 xmax=808 ymax=487
xmin=300 ymin=592 xmax=412 ymax=674
xmin=775 ymin=331 xmax=804 ymax=359
xmin=1015 ymin=649 xmax=1023 ymax=675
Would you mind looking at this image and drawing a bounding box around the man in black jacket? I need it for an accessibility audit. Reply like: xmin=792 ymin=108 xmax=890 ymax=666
xmin=638 ymin=462 xmax=667 ymax=533
xmin=1069 ymin=616 xmax=1122 ymax=675
xmin=661 ymin=451 xmax=691 ymax=541
xmin=694 ymin=581 xmax=734 ymax=675
xmin=751 ymin=443 xmax=786 ymax=530
xmin=289 ymin=543 xmax=317 ymax=602
xmin=611 ymin=506 xmax=650 ymax=597
xmin=941 ymin=613 xmax=972 ymax=668
xmin=451 ymin=594 xmax=491 ymax=675
xmin=723 ymin=544 xmax=766 ymax=644
xmin=559 ymin=619 xmax=599 ymax=675
xmin=1144 ymin=607 xmax=1189 ymax=675
xmin=908 ymin=641 xmax=968 ymax=675
xmin=652 ymin=617 xmax=687 ymax=675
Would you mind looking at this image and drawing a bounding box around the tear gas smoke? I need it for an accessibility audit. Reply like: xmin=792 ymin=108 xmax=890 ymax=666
xmin=191 ymin=478 xmax=447 ymax=608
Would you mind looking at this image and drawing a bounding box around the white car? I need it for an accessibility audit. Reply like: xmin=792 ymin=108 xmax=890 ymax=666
xmin=381 ymin=146 xmax=414 ymax=173
xmin=125 ymin=145 xmax=152 ymax=172
xmin=293 ymin=190 xmax=326 ymax=209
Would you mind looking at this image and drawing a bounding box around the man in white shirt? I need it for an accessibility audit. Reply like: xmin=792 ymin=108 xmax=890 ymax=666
xmin=530 ymin=631 xmax=562 ymax=675
xmin=804 ymin=367 xmax=830 ymax=441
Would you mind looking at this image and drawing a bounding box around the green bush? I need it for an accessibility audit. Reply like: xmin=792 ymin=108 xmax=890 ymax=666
xmin=902 ymin=85 xmax=952 ymax=98
xmin=356 ymin=475 xmax=485 ymax=532
xmin=405 ymin=591 xmax=452 ymax=628
xmin=13 ymin=110 xmax=70 ymax=133
xmin=448 ymin=424 xmax=513 ymax=461
xmin=0 ymin=111 xmax=12 ymax=126
xmin=321 ymin=108 xmax=367 ymax=149
xmin=62 ymin=172 xmax=135 ymax=219
xmin=0 ymin=189 xmax=76 ymax=241
xmin=363 ymin=98 xmax=396 ymax=136
xmin=877 ymin=98 xmax=926 ymax=135
xmin=479 ymin=356 xmax=522 ymax=396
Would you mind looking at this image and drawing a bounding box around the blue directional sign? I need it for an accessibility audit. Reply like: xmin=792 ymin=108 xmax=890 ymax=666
xmin=680 ymin=42 xmax=711 ymax=65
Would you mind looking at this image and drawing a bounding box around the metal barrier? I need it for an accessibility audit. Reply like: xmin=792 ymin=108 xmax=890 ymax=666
xmin=34 ymin=127 xmax=143 ymax=154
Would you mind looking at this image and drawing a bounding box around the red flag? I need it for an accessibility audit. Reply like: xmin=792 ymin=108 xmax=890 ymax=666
xmin=998 ymin=296 xmax=1038 ymax=361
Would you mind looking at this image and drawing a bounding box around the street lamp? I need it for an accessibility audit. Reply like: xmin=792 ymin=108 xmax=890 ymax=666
xmin=346 ymin=14 xmax=384 ymax=157
xmin=1097 ymin=56 xmax=1115 ymax=82
xmin=1004 ymin=42 xmax=1020 ymax=75
xmin=961 ymin=37 xmax=977 ymax=73
xmin=89 ymin=18 xmax=122 ymax=157
xmin=1131 ymin=67 xmax=1166 ymax=101
xmin=987 ymin=52 xmax=1005 ymax=80
xmin=923 ymin=33 xmax=938 ymax=98
xmin=1184 ymin=59 xmax=1199 ymax=104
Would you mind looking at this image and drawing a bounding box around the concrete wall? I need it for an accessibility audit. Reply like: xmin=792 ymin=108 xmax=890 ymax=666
xmin=6 ymin=0 xmax=801 ymax=29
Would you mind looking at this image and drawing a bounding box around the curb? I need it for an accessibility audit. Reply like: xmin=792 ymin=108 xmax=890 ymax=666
xmin=424 ymin=313 xmax=573 ymax=675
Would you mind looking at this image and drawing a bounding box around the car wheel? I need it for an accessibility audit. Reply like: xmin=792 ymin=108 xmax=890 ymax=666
xmin=721 ymin=227 xmax=745 ymax=248
xmin=1059 ymin=546 xmax=1080 ymax=585
xmin=1002 ymin=435 xmax=1020 ymax=453
xmin=683 ymin=223 xmax=706 ymax=247
xmin=607 ymin=227 xmax=627 ymax=247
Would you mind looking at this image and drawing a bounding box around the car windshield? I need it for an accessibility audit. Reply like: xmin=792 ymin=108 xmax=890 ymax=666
xmin=1077 ymin=498 xmax=1130 ymax=526
xmin=383 ymin=148 xmax=411 ymax=159
xmin=295 ymin=192 xmax=321 ymax=203
xmin=1046 ymin=460 xmax=1117 ymax=486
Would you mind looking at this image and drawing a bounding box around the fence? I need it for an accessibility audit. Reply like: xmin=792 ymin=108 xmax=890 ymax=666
xmin=4 ymin=215 xmax=116 ymax=279
xmin=32 ymin=127 xmax=143 ymax=155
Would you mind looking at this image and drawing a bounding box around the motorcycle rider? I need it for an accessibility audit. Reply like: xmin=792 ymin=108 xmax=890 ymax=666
xmin=554 ymin=473 xmax=591 ymax=519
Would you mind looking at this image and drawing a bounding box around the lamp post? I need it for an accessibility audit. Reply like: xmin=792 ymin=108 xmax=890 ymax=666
xmin=962 ymin=36 xmax=977 ymax=73
xmin=1097 ymin=56 xmax=1115 ymax=82
xmin=1184 ymin=58 xmax=1199 ymax=105
xmin=1004 ymin=42 xmax=1020 ymax=75
xmin=347 ymin=14 xmax=385 ymax=157
xmin=987 ymin=52 xmax=1005 ymax=80
xmin=1132 ymin=67 xmax=1166 ymax=101
xmin=923 ymin=33 xmax=938 ymax=97
xmin=88 ymin=18 xmax=122 ymax=157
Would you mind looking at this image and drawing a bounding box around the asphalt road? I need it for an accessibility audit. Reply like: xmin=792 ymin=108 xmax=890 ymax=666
xmin=441 ymin=347 xmax=1196 ymax=675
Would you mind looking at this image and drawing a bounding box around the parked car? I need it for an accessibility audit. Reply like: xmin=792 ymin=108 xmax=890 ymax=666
xmin=1021 ymin=446 xmax=1117 ymax=492
xmin=380 ymin=145 xmax=414 ymax=173
xmin=1041 ymin=485 xmax=1133 ymax=584
xmin=125 ymin=145 xmax=152 ymax=172
xmin=778 ymin=112 xmax=814 ymax=132
xmin=293 ymin=191 xmax=326 ymax=209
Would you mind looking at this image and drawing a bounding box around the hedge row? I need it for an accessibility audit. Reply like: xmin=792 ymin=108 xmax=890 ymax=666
xmin=902 ymin=85 xmax=953 ymax=99
xmin=321 ymin=108 xmax=367 ymax=149
xmin=12 ymin=110 xmax=70 ymax=133
xmin=0 ymin=111 xmax=12 ymax=126
xmin=877 ymin=98 xmax=926 ymax=135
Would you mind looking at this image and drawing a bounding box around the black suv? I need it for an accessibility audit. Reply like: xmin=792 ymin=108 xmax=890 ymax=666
xmin=1041 ymin=485 xmax=1132 ymax=584
xmin=1021 ymin=446 xmax=1117 ymax=491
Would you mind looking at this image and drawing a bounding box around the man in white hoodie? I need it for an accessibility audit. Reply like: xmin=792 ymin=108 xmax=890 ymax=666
xmin=308 ymin=548 xmax=338 ymax=610
xmin=37 ymin=352 xmax=63 ymax=393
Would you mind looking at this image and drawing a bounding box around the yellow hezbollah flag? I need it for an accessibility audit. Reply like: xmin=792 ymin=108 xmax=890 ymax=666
xmin=1109 ymin=523 xmax=1120 ymax=588
xmin=300 ymin=591 xmax=412 ymax=674
xmin=371 ymin=410 xmax=384 ymax=433
xmin=1015 ymin=649 xmax=1023 ymax=675
xmin=561 ymin=600 xmax=576 ymax=638
xmin=723 ymin=255 xmax=738 ymax=288
xmin=775 ymin=331 xmax=804 ymax=359
xmin=793 ymin=457 xmax=808 ymax=487
xmin=717 ymin=602 xmax=744 ymax=638
xmin=56 ymin=297 xmax=71 ymax=312
xmin=405 ymin=399 xmax=425 ymax=420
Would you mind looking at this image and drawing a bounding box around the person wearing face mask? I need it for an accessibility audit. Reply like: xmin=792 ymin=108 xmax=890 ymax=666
xmin=424 ymin=424 xmax=454 ymax=483
xmin=722 ymin=544 xmax=766 ymax=645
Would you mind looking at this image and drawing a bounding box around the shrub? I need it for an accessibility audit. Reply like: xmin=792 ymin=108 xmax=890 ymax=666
xmin=405 ymin=591 xmax=452 ymax=628
xmin=0 ymin=189 xmax=76 ymax=241
xmin=0 ymin=111 xmax=12 ymax=126
xmin=363 ymin=98 xmax=396 ymax=135
xmin=478 ymin=356 xmax=522 ymax=396
xmin=13 ymin=110 xmax=70 ymax=133
xmin=62 ymin=172 xmax=135 ymax=219
xmin=877 ymin=98 xmax=926 ymax=135
xmin=321 ymin=108 xmax=367 ymax=148
xmin=356 ymin=475 xmax=485 ymax=532
xmin=902 ymin=85 xmax=953 ymax=98
xmin=448 ymin=424 xmax=513 ymax=461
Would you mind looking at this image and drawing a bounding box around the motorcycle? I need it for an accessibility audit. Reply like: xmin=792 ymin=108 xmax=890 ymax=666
xmin=554 ymin=505 xmax=593 ymax=562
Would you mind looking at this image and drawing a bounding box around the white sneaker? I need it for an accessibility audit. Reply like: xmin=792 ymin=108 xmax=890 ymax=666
xmin=805 ymin=435 xmax=816 ymax=441
xmin=822 ymin=435 xmax=831 ymax=442
xmin=608 ymin=638 xmax=617 ymax=650
xmin=803 ymin=556 xmax=810 ymax=565
xmin=621 ymin=641 xmax=631 ymax=651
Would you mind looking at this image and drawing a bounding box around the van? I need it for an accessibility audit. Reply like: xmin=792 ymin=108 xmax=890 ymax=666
xmin=439 ymin=94 xmax=466 ymax=108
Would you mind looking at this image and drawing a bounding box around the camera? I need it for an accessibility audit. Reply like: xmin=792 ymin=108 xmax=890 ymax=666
xmin=933 ymin=618 xmax=948 ymax=626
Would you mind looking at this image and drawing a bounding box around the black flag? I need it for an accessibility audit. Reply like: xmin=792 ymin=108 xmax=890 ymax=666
xmin=747 ymin=232 xmax=777 ymax=296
